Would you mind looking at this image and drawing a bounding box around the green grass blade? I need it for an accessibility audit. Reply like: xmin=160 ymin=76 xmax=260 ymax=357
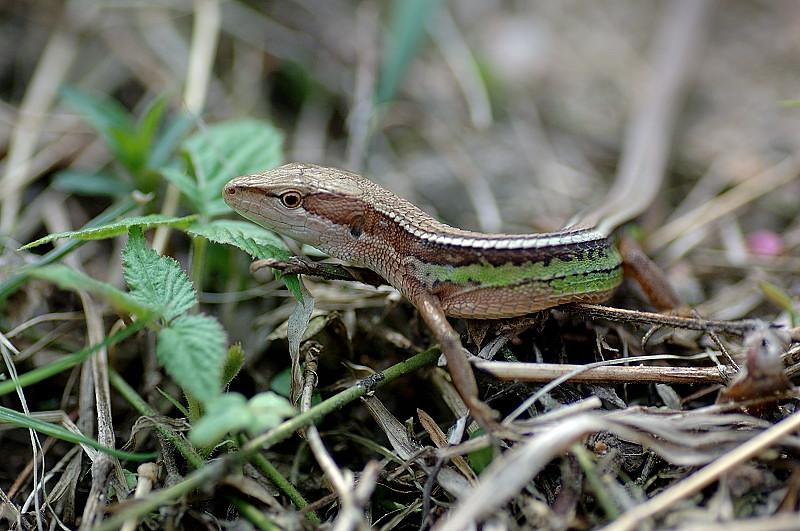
xmin=20 ymin=214 xmax=197 ymax=250
xmin=0 ymin=198 xmax=137 ymax=304
xmin=376 ymin=0 xmax=443 ymax=104
xmin=0 ymin=406 xmax=157 ymax=462
xmin=0 ymin=318 xmax=150 ymax=397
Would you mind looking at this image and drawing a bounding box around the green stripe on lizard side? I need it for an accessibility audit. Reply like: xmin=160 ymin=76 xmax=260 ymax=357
xmin=414 ymin=245 xmax=623 ymax=296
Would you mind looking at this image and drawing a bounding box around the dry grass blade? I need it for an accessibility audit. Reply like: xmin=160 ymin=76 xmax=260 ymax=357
xmin=417 ymin=408 xmax=477 ymax=485
xmin=434 ymin=414 xmax=606 ymax=531
xmin=647 ymin=155 xmax=800 ymax=252
xmin=603 ymin=410 xmax=800 ymax=531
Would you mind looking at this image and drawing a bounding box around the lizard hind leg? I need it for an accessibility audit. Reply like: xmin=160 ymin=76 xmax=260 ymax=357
xmin=618 ymin=236 xmax=680 ymax=311
xmin=413 ymin=291 xmax=500 ymax=431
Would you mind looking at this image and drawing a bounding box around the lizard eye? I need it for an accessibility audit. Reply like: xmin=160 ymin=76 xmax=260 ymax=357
xmin=279 ymin=191 xmax=303 ymax=209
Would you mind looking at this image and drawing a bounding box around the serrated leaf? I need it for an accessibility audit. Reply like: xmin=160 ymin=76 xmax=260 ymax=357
xmin=187 ymin=219 xmax=302 ymax=300
xmin=21 ymin=215 xmax=197 ymax=250
xmin=180 ymin=120 xmax=283 ymax=215
xmin=157 ymin=314 xmax=226 ymax=404
xmin=61 ymin=87 xmax=171 ymax=183
xmin=186 ymin=220 xmax=290 ymax=260
xmin=28 ymin=265 xmax=152 ymax=318
xmin=122 ymin=227 xmax=197 ymax=322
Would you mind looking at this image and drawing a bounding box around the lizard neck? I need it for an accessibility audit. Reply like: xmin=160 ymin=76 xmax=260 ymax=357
xmin=301 ymin=185 xmax=620 ymax=272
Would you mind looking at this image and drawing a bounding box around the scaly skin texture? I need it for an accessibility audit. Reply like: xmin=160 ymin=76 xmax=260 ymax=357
xmin=223 ymin=162 xmax=624 ymax=427
xmin=224 ymin=163 xmax=623 ymax=317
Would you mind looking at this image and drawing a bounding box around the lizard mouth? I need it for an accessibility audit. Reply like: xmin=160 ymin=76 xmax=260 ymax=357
xmin=227 ymin=196 xmax=306 ymax=233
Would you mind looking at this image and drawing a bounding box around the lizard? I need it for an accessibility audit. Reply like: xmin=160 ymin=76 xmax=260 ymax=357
xmin=223 ymin=162 xmax=671 ymax=428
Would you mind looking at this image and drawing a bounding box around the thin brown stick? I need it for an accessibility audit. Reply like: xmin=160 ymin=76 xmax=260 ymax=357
xmin=567 ymin=303 xmax=764 ymax=334
xmin=474 ymin=360 xmax=732 ymax=385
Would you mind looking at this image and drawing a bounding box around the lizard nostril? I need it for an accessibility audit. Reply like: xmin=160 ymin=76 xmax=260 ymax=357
xmin=225 ymin=185 xmax=236 ymax=195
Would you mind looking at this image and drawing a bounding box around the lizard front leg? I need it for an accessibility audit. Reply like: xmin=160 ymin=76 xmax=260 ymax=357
xmin=411 ymin=288 xmax=499 ymax=430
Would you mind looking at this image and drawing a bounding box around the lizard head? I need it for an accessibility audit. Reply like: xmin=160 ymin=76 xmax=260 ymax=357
xmin=223 ymin=163 xmax=375 ymax=258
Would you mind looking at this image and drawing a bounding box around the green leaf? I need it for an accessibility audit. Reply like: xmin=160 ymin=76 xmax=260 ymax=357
xmin=187 ymin=220 xmax=290 ymax=260
xmin=157 ymin=314 xmax=227 ymax=405
xmin=28 ymin=265 xmax=152 ymax=318
xmin=61 ymin=86 xmax=133 ymax=141
xmin=759 ymin=280 xmax=800 ymax=327
xmin=109 ymin=127 xmax=148 ymax=178
xmin=246 ymin=392 xmax=295 ymax=435
xmin=149 ymin=113 xmax=194 ymax=169
xmin=138 ymin=96 xmax=168 ymax=154
xmin=269 ymin=367 xmax=292 ymax=398
xmin=20 ymin=214 xmax=197 ymax=250
xmin=467 ymin=428 xmax=494 ymax=474
xmin=189 ymin=393 xmax=249 ymax=447
xmin=0 ymin=199 xmax=138 ymax=304
xmin=189 ymin=391 xmax=295 ymax=447
xmin=282 ymin=275 xmax=303 ymax=301
xmin=179 ymin=120 xmax=283 ymax=216
xmin=122 ymin=227 xmax=197 ymax=322
xmin=376 ymin=0 xmax=443 ymax=104
xmin=61 ymin=87 xmax=172 ymax=183
xmin=222 ymin=344 xmax=245 ymax=389
xmin=0 ymin=405 xmax=158 ymax=462
xmin=52 ymin=170 xmax=133 ymax=197
xmin=187 ymin=219 xmax=302 ymax=300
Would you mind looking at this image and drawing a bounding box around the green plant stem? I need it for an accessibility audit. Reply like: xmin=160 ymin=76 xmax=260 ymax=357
xmin=0 ymin=317 xmax=150 ymax=397
xmin=0 ymin=197 xmax=137 ymax=303
xmin=230 ymin=496 xmax=282 ymax=531
xmin=110 ymin=370 xmax=272 ymax=529
xmin=571 ymin=443 xmax=621 ymax=520
xmin=93 ymin=347 xmax=440 ymax=531
xmin=237 ymin=434 xmax=320 ymax=524
xmin=243 ymin=346 xmax=440 ymax=453
xmin=186 ymin=234 xmax=211 ymax=426
xmin=109 ymin=369 xmax=204 ymax=469
xmin=190 ymin=234 xmax=207 ymax=292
